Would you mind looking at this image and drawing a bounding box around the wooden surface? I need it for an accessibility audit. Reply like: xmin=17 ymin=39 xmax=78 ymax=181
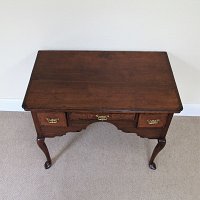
xmin=69 ymin=112 xmax=136 ymax=121
xmin=37 ymin=112 xmax=67 ymax=127
xmin=22 ymin=51 xmax=182 ymax=113
xmin=23 ymin=51 xmax=183 ymax=169
xmin=138 ymin=113 xmax=168 ymax=128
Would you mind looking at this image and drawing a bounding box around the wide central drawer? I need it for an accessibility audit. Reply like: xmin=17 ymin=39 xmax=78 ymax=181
xmin=69 ymin=112 xmax=136 ymax=121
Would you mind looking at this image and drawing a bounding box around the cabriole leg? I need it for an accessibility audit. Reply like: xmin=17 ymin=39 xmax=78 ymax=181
xmin=149 ymin=138 xmax=166 ymax=170
xmin=37 ymin=137 xmax=52 ymax=169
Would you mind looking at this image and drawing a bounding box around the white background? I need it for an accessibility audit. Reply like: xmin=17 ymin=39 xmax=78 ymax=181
xmin=0 ymin=0 xmax=200 ymax=111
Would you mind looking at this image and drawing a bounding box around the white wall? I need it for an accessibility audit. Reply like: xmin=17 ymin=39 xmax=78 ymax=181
xmin=0 ymin=0 xmax=200 ymax=111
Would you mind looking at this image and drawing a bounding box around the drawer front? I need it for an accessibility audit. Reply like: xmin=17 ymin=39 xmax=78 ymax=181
xmin=37 ymin=112 xmax=67 ymax=127
xmin=138 ymin=113 xmax=168 ymax=128
xmin=69 ymin=112 xmax=135 ymax=121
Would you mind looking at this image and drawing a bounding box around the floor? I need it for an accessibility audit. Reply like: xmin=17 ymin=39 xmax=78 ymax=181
xmin=0 ymin=112 xmax=199 ymax=200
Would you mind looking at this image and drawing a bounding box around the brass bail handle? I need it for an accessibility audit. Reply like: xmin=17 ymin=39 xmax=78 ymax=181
xmin=46 ymin=118 xmax=59 ymax=124
xmin=96 ymin=115 xmax=109 ymax=121
xmin=147 ymin=119 xmax=160 ymax=125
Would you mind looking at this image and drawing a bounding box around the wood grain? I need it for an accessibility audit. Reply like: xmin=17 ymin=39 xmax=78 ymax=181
xmin=23 ymin=51 xmax=183 ymax=169
xmin=138 ymin=113 xmax=168 ymax=128
xmin=22 ymin=51 xmax=183 ymax=112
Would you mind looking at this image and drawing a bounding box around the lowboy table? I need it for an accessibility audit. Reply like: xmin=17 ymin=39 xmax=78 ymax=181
xmin=22 ymin=51 xmax=182 ymax=170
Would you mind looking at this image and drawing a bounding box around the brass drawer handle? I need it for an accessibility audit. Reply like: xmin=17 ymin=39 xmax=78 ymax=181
xmin=46 ymin=118 xmax=59 ymax=124
xmin=96 ymin=115 xmax=109 ymax=121
xmin=147 ymin=119 xmax=160 ymax=125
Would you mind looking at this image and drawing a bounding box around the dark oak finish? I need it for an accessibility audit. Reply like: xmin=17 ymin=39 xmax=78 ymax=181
xmin=23 ymin=51 xmax=183 ymax=169
xmin=149 ymin=138 xmax=166 ymax=170
xmin=138 ymin=113 xmax=168 ymax=128
xmin=37 ymin=137 xmax=52 ymax=169
xmin=69 ymin=112 xmax=136 ymax=121
xmin=37 ymin=112 xmax=68 ymax=127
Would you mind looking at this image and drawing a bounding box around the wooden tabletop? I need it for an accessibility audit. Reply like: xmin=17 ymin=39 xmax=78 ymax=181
xmin=22 ymin=51 xmax=183 ymax=113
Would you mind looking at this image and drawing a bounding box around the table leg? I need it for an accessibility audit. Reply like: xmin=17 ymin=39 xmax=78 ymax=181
xmin=149 ymin=138 xmax=166 ymax=170
xmin=37 ymin=137 xmax=52 ymax=169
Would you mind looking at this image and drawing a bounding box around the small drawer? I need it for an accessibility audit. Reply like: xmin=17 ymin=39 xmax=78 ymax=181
xmin=138 ymin=113 xmax=168 ymax=128
xmin=37 ymin=112 xmax=67 ymax=127
xmin=69 ymin=112 xmax=135 ymax=121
